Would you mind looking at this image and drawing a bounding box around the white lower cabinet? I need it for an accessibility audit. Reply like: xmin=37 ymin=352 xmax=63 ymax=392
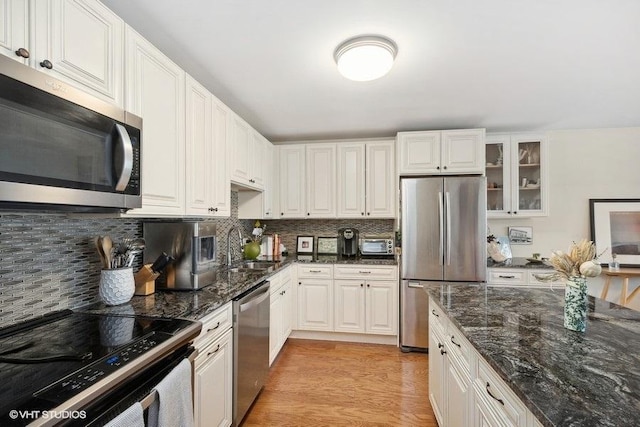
xmin=296 ymin=264 xmax=334 ymax=331
xmin=334 ymin=279 xmax=397 ymax=335
xmin=429 ymin=296 xmax=539 ymax=427
xmin=269 ymin=266 xmax=293 ymax=365
xmin=193 ymin=303 xmax=233 ymax=427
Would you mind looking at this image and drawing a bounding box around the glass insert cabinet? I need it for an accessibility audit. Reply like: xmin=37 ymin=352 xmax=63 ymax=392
xmin=485 ymin=133 xmax=548 ymax=218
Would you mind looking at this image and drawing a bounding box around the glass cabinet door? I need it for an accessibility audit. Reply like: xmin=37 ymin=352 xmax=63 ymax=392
xmin=485 ymin=136 xmax=510 ymax=215
xmin=514 ymin=139 xmax=543 ymax=215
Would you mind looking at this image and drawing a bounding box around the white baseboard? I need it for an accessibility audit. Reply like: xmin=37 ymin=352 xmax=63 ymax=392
xmin=289 ymin=330 xmax=397 ymax=346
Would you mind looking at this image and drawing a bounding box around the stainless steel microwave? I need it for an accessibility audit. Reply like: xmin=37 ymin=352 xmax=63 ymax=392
xmin=0 ymin=54 xmax=142 ymax=212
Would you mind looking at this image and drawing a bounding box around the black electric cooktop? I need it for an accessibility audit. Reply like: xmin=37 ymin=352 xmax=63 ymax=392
xmin=0 ymin=310 xmax=198 ymax=426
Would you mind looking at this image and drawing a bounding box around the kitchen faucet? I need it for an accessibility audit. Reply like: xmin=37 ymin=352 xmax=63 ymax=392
xmin=227 ymin=226 xmax=244 ymax=266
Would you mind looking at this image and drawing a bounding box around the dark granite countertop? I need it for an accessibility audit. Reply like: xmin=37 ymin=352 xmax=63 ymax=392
xmin=293 ymin=254 xmax=398 ymax=265
xmin=427 ymin=283 xmax=640 ymax=427
xmin=487 ymin=256 xmax=554 ymax=269
xmin=79 ymin=255 xmax=397 ymax=320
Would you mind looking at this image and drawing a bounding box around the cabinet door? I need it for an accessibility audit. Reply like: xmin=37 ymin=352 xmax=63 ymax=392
xmin=229 ymin=114 xmax=251 ymax=185
xmin=281 ymin=277 xmax=293 ymax=337
xmin=194 ymin=329 xmax=233 ymax=427
xmin=428 ymin=327 xmax=446 ymax=427
xmin=279 ymin=145 xmax=306 ymax=218
xmin=306 ymin=144 xmax=336 ymax=218
xmin=441 ymin=129 xmax=485 ymax=174
xmin=185 ymin=75 xmax=213 ymax=216
xmin=473 ymin=393 xmax=502 ymax=427
xmin=511 ymin=135 xmax=547 ymax=217
xmin=33 ymin=0 xmax=124 ymax=106
xmin=447 ymin=357 xmax=471 ymax=427
xmin=485 ymin=135 xmax=512 ymax=217
xmin=397 ymin=131 xmax=441 ymax=174
xmin=211 ymin=96 xmax=231 ymax=216
xmin=334 ymin=279 xmax=365 ymax=333
xmin=249 ymin=131 xmax=266 ymax=190
xmin=297 ymin=279 xmax=333 ymax=331
xmin=262 ymin=141 xmax=275 ymax=218
xmin=125 ymin=27 xmax=185 ymax=216
xmin=0 ymin=0 xmax=29 ymax=64
xmin=365 ymin=280 xmax=397 ymax=335
xmin=269 ymin=289 xmax=283 ymax=366
xmin=337 ymin=143 xmax=366 ymax=218
xmin=366 ymin=141 xmax=396 ymax=218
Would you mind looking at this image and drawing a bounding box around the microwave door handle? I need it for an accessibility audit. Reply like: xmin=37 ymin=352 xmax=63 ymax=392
xmin=114 ymin=123 xmax=134 ymax=191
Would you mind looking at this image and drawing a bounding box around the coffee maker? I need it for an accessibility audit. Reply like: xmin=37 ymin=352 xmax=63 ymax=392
xmin=338 ymin=228 xmax=359 ymax=258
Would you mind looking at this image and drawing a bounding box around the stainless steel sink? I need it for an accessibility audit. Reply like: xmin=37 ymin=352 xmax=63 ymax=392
xmin=229 ymin=261 xmax=276 ymax=274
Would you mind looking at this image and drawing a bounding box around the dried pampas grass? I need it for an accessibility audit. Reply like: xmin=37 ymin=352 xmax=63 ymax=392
xmin=535 ymin=239 xmax=600 ymax=283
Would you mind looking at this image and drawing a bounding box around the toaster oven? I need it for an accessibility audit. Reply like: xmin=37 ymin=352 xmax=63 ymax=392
xmin=359 ymin=238 xmax=394 ymax=256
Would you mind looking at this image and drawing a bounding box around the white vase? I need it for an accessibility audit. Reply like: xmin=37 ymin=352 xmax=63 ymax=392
xmin=99 ymin=267 xmax=135 ymax=306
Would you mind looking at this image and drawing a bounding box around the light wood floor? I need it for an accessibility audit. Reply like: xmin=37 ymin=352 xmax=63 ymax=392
xmin=241 ymin=339 xmax=437 ymax=426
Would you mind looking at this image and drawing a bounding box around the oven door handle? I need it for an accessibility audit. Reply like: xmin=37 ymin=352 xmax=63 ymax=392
xmin=114 ymin=123 xmax=134 ymax=192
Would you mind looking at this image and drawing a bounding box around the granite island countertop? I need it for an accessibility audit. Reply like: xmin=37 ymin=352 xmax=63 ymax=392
xmin=80 ymin=255 xmax=397 ymax=320
xmin=427 ymin=283 xmax=640 ymax=427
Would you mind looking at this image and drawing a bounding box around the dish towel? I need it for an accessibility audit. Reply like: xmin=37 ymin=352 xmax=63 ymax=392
xmin=104 ymin=402 xmax=144 ymax=427
xmin=148 ymin=359 xmax=194 ymax=427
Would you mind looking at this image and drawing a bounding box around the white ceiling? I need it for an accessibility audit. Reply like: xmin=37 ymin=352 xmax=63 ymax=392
xmin=102 ymin=0 xmax=640 ymax=142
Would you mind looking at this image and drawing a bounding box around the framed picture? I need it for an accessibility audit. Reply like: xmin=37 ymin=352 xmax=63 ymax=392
xmin=296 ymin=236 xmax=314 ymax=254
xmin=317 ymin=237 xmax=338 ymax=255
xmin=508 ymin=226 xmax=533 ymax=244
xmin=590 ymin=199 xmax=640 ymax=267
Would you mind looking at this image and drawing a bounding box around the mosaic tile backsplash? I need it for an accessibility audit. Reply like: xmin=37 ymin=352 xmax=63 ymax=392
xmin=0 ymin=191 xmax=394 ymax=327
xmin=0 ymin=193 xmax=253 ymax=327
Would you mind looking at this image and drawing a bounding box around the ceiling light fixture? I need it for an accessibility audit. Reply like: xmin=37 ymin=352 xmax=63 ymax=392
xmin=334 ymin=35 xmax=397 ymax=82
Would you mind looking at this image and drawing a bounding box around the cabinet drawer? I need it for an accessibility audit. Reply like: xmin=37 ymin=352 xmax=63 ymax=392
xmin=488 ymin=269 xmax=526 ymax=284
xmin=194 ymin=302 xmax=232 ymax=349
xmin=429 ymin=299 xmax=447 ymax=336
xmin=333 ymin=265 xmax=397 ymax=280
xmin=446 ymin=324 xmax=471 ymax=374
xmin=475 ymin=357 xmax=527 ymax=427
xmin=298 ymin=264 xmax=333 ymax=279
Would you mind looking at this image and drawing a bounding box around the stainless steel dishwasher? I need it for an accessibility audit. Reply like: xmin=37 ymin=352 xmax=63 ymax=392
xmin=232 ymin=280 xmax=270 ymax=426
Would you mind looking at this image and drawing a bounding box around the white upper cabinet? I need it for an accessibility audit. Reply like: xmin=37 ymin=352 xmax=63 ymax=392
xmin=0 ymin=0 xmax=29 ymax=64
xmin=184 ymin=75 xmax=229 ymax=217
xmin=397 ymin=129 xmax=485 ymax=175
xmin=211 ymin=95 xmax=231 ymax=216
xmin=124 ymin=26 xmax=185 ymax=216
xmin=485 ymin=133 xmax=548 ymax=218
xmin=337 ymin=143 xmax=366 ymax=218
xmin=279 ymin=145 xmax=306 ymax=217
xmin=262 ymin=142 xmax=276 ymax=218
xmin=32 ymin=0 xmax=124 ymax=106
xmin=365 ymin=141 xmax=395 ymax=218
xmin=337 ymin=140 xmax=395 ymax=218
xmin=306 ymin=143 xmax=337 ymax=218
xmin=229 ymin=115 xmax=267 ymax=190
xmin=185 ymin=74 xmax=212 ymax=216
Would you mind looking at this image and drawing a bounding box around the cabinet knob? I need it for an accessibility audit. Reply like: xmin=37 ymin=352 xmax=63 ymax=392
xmin=440 ymin=348 xmax=447 ymax=355
xmin=15 ymin=48 xmax=30 ymax=58
xmin=514 ymin=211 xmax=518 ymax=215
xmin=367 ymin=284 xmax=370 ymax=287
xmin=214 ymin=207 xmax=218 ymax=212
xmin=367 ymin=212 xmax=370 ymax=216
xmin=39 ymin=59 xmax=53 ymax=69
xmin=298 ymin=282 xmax=301 ymax=285
xmin=436 ymin=166 xmax=440 ymax=170
xmin=281 ymin=212 xmax=284 ymax=216
xmin=507 ymin=211 xmax=512 ymax=214
xmin=361 ymin=212 xmax=364 ymax=216
xmin=307 ymin=212 xmax=310 ymax=216
xmin=360 ymin=283 xmax=363 ymax=287
xmin=443 ymin=166 xmax=447 ymax=170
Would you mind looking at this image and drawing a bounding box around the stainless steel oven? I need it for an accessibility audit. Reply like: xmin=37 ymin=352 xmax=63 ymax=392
xmin=0 ymin=310 xmax=201 ymax=426
xmin=0 ymin=54 xmax=142 ymax=212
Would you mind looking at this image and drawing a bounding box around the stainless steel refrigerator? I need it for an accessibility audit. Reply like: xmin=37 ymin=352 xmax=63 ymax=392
xmin=400 ymin=176 xmax=486 ymax=352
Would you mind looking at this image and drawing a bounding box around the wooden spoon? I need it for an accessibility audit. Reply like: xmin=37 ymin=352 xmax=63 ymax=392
xmin=102 ymin=235 xmax=113 ymax=269
xmin=95 ymin=236 xmax=107 ymax=269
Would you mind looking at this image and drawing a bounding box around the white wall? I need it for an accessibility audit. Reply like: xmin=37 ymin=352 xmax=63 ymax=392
xmin=488 ymin=127 xmax=640 ymax=308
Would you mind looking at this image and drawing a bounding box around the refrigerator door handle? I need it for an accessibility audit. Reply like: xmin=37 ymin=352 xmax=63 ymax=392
xmin=446 ymin=191 xmax=451 ymax=265
xmin=438 ymin=191 xmax=444 ymax=265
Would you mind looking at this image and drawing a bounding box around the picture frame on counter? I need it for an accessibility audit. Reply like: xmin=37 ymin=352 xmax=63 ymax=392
xmin=316 ymin=237 xmax=338 ymax=255
xmin=296 ymin=236 xmax=314 ymax=254
xmin=590 ymin=198 xmax=640 ymax=267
